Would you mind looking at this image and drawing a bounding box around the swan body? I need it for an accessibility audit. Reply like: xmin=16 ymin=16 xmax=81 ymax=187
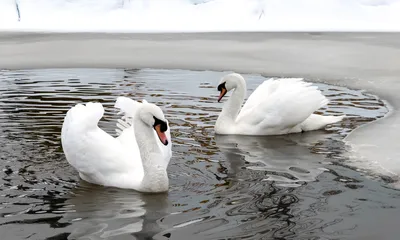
xmin=61 ymin=97 xmax=172 ymax=193
xmin=215 ymin=73 xmax=345 ymax=136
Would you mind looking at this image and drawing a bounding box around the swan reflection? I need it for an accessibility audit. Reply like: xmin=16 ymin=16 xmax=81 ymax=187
xmin=215 ymin=131 xmax=334 ymax=186
xmin=64 ymin=181 xmax=170 ymax=239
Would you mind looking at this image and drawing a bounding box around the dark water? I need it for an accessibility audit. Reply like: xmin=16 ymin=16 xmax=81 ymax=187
xmin=0 ymin=68 xmax=398 ymax=240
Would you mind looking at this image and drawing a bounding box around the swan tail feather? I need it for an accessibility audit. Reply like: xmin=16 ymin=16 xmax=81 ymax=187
xmin=300 ymin=114 xmax=346 ymax=131
xmin=324 ymin=115 xmax=346 ymax=124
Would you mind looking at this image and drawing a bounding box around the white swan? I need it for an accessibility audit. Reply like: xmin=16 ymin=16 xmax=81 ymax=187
xmin=61 ymin=97 xmax=172 ymax=193
xmin=215 ymin=73 xmax=345 ymax=135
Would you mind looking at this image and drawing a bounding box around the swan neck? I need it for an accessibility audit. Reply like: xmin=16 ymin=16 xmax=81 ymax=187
xmin=220 ymin=82 xmax=246 ymax=122
xmin=133 ymin=116 xmax=169 ymax=192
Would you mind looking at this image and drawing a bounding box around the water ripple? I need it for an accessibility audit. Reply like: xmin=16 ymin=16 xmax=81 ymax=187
xmin=0 ymin=68 xmax=393 ymax=239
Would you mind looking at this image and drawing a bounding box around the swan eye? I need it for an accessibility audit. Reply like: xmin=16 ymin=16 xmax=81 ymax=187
xmin=217 ymin=82 xmax=226 ymax=91
xmin=153 ymin=116 xmax=168 ymax=132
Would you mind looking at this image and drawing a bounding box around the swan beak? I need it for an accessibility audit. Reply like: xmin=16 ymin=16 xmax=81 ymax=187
xmin=218 ymin=88 xmax=227 ymax=102
xmin=155 ymin=124 xmax=168 ymax=146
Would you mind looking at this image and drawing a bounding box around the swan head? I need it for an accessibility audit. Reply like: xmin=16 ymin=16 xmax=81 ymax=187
xmin=139 ymin=101 xmax=169 ymax=146
xmin=217 ymin=73 xmax=245 ymax=102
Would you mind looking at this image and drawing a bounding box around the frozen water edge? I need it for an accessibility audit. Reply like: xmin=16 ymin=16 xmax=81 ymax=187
xmin=0 ymin=32 xmax=399 ymax=185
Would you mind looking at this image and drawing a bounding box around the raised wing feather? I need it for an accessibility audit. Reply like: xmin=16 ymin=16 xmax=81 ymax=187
xmin=62 ymin=102 xmax=104 ymax=131
xmin=115 ymin=96 xmax=142 ymax=132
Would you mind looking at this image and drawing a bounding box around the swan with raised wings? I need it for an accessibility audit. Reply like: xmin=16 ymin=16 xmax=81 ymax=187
xmin=61 ymin=97 xmax=172 ymax=193
xmin=215 ymin=73 xmax=345 ymax=135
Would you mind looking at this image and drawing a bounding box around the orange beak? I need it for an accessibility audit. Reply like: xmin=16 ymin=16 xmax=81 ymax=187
xmin=218 ymin=88 xmax=227 ymax=102
xmin=155 ymin=124 xmax=168 ymax=146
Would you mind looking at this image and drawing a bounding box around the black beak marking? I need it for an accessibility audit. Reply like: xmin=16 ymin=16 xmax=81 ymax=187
xmin=217 ymin=82 xmax=226 ymax=92
xmin=153 ymin=117 xmax=168 ymax=132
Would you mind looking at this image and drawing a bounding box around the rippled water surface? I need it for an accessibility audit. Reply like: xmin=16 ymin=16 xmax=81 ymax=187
xmin=0 ymin=68 xmax=399 ymax=240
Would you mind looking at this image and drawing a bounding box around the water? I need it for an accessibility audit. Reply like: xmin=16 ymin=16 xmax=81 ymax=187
xmin=0 ymin=68 xmax=398 ymax=240
xmin=1 ymin=0 xmax=400 ymax=32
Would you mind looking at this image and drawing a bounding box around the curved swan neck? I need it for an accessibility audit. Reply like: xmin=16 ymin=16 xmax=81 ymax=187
xmin=134 ymin=117 xmax=160 ymax=156
xmin=133 ymin=116 xmax=169 ymax=192
xmin=218 ymin=79 xmax=246 ymax=123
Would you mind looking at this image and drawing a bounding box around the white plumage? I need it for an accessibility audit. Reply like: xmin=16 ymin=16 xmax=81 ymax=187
xmin=61 ymin=97 xmax=172 ymax=192
xmin=215 ymin=73 xmax=345 ymax=135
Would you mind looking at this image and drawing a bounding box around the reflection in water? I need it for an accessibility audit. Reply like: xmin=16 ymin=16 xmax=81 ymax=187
xmin=0 ymin=68 xmax=396 ymax=240
xmin=64 ymin=182 xmax=170 ymax=239
xmin=215 ymin=133 xmax=331 ymax=187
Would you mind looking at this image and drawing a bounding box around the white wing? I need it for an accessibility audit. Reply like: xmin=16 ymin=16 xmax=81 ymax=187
xmin=239 ymin=78 xmax=287 ymax=115
xmin=236 ymin=78 xmax=328 ymax=132
xmin=61 ymin=102 xmax=143 ymax=186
